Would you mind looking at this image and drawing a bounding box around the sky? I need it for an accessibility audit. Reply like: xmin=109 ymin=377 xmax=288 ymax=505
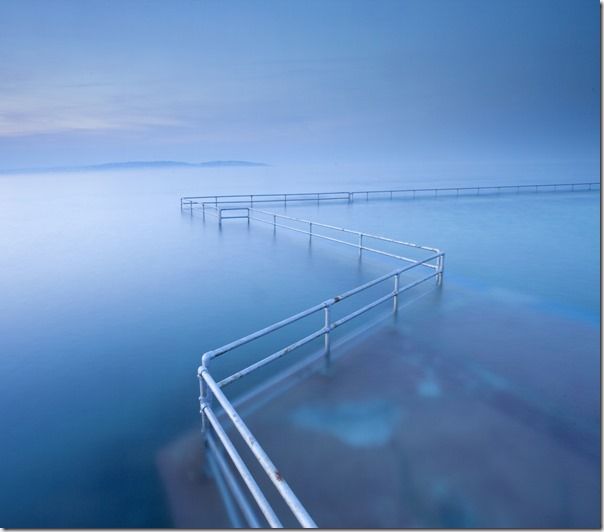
xmin=0 ymin=0 xmax=599 ymax=171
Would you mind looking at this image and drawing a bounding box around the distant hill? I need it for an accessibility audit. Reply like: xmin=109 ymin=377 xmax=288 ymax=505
xmin=0 ymin=160 xmax=268 ymax=174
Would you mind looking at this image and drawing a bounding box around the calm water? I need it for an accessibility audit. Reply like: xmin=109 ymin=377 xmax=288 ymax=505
xmin=0 ymin=166 xmax=599 ymax=526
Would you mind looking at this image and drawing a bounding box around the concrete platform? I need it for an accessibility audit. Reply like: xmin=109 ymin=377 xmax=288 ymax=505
xmin=157 ymin=289 xmax=599 ymax=528
xmin=156 ymin=428 xmax=230 ymax=528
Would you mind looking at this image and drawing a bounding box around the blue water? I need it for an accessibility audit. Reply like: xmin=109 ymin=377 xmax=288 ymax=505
xmin=0 ymin=166 xmax=599 ymax=526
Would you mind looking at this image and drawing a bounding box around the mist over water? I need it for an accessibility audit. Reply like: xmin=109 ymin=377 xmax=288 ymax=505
xmin=0 ymin=166 xmax=599 ymax=526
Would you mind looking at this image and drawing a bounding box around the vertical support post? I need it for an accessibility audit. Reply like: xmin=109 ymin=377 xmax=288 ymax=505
xmin=250 ymin=194 xmax=254 ymax=205
xmin=309 ymin=222 xmax=313 ymax=238
xmin=324 ymin=305 xmax=331 ymax=369
xmin=218 ymin=208 xmax=223 ymax=226
xmin=348 ymin=192 xmax=353 ymax=203
xmin=437 ymin=254 xmax=445 ymax=286
xmin=273 ymin=214 xmax=276 ymax=228
xmin=198 ymin=365 xmax=212 ymax=476
xmin=358 ymin=233 xmax=363 ymax=255
xmin=393 ymin=273 xmax=400 ymax=312
xmin=198 ymin=367 xmax=209 ymax=435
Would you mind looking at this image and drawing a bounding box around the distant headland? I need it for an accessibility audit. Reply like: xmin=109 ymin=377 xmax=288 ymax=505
xmin=0 ymin=160 xmax=269 ymax=175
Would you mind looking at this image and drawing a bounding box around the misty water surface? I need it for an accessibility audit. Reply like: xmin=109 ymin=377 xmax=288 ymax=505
xmin=0 ymin=166 xmax=599 ymax=526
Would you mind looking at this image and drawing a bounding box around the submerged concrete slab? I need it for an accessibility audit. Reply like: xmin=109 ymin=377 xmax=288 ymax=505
xmin=236 ymin=299 xmax=599 ymax=528
xmin=156 ymin=428 xmax=230 ymax=528
xmin=158 ymin=290 xmax=599 ymax=528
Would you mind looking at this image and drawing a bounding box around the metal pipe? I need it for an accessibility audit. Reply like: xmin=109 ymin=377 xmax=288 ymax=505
xmin=437 ymin=254 xmax=445 ymax=286
xmin=218 ymin=327 xmax=328 ymax=388
xmin=202 ymin=371 xmax=318 ymax=528
xmin=207 ymin=434 xmax=262 ymax=528
xmin=324 ymin=306 xmax=331 ymax=368
xmin=331 ymin=272 xmax=439 ymax=329
xmin=250 ymin=216 xmax=437 ymax=263
xmin=203 ymin=406 xmax=283 ymax=527
xmin=207 ymin=449 xmax=244 ymax=528
xmin=181 ymin=182 xmax=598 ymax=204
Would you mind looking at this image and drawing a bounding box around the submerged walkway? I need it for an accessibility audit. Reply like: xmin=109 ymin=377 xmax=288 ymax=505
xmin=176 ymin=183 xmax=600 ymax=528
xmin=158 ymin=284 xmax=599 ymax=528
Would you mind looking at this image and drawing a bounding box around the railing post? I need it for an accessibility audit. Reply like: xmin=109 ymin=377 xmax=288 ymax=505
xmin=437 ymin=254 xmax=445 ymax=286
xmin=358 ymin=233 xmax=363 ymax=253
xmin=273 ymin=214 xmax=276 ymax=228
xmin=198 ymin=365 xmax=213 ymax=476
xmin=324 ymin=305 xmax=331 ymax=369
xmin=393 ymin=273 xmax=400 ymax=312
xmin=309 ymin=222 xmax=313 ymax=238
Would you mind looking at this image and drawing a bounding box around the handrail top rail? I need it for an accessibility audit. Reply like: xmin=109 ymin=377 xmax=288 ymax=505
xmin=201 ymin=252 xmax=443 ymax=364
xmin=182 ymin=191 xmax=351 ymax=200
xmin=249 ymin=207 xmax=440 ymax=253
xmin=181 ymin=181 xmax=599 ymax=201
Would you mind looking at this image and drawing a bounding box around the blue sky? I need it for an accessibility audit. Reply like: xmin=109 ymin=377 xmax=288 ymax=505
xmin=0 ymin=0 xmax=599 ymax=170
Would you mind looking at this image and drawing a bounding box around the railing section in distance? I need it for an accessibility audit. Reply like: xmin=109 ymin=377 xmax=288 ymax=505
xmin=181 ymin=182 xmax=600 ymax=209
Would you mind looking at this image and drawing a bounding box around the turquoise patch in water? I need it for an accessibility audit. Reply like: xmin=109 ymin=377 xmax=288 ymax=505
xmin=290 ymin=399 xmax=401 ymax=448
xmin=417 ymin=372 xmax=442 ymax=397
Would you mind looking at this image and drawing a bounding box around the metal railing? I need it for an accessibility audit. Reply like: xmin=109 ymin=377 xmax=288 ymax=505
xmin=187 ymin=181 xmax=598 ymax=527
xmin=181 ymin=181 xmax=600 ymax=209
xmin=194 ymin=201 xmax=443 ymax=528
